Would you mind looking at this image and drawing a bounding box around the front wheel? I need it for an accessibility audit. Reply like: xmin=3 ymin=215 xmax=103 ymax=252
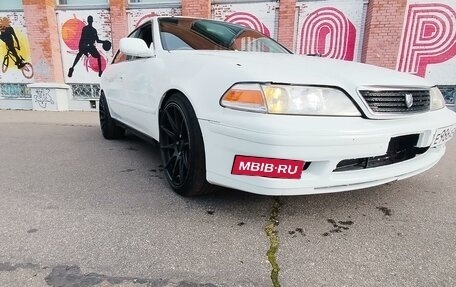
xmin=159 ymin=93 xmax=214 ymax=196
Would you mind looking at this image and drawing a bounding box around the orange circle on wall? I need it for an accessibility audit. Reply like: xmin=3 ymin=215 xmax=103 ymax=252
xmin=61 ymin=16 xmax=85 ymax=50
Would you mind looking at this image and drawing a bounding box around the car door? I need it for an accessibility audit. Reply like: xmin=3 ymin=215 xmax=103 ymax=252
xmin=103 ymin=27 xmax=141 ymax=123
xmin=124 ymin=22 xmax=158 ymax=136
xmin=106 ymin=22 xmax=156 ymax=135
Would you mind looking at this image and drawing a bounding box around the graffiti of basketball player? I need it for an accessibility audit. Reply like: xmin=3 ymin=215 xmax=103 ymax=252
xmin=68 ymin=15 xmax=110 ymax=78
xmin=0 ymin=17 xmax=25 ymax=68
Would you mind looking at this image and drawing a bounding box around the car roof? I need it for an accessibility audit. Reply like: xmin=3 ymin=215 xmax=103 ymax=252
xmin=152 ymin=16 xmax=240 ymax=25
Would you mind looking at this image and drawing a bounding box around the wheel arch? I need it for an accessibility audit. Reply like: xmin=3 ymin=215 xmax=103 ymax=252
xmin=158 ymin=88 xmax=200 ymax=121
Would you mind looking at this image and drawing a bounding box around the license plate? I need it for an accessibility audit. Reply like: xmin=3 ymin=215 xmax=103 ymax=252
xmin=231 ymin=155 xmax=305 ymax=179
xmin=431 ymin=125 xmax=456 ymax=147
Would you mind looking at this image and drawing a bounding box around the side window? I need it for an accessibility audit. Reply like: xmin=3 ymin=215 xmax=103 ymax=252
xmin=111 ymin=23 xmax=152 ymax=64
xmin=112 ymin=50 xmax=126 ymax=64
xmin=162 ymin=32 xmax=192 ymax=50
xmin=136 ymin=24 xmax=153 ymax=48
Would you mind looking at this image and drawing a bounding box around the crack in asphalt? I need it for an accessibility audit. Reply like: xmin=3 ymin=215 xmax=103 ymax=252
xmin=264 ymin=198 xmax=282 ymax=287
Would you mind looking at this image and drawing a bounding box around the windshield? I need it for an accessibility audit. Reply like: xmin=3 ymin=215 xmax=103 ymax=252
xmin=159 ymin=17 xmax=291 ymax=54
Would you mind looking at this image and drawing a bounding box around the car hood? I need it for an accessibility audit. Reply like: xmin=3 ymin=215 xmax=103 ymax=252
xmin=171 ymin=50 xmax=433 ymax=90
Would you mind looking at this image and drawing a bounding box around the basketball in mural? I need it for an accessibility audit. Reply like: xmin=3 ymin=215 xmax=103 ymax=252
xmin=224 ymin=12 xmax=270 ymax=37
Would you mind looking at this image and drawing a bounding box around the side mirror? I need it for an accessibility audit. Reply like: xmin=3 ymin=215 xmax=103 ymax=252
xmin=119 ymin=38 xmax=154 ymax=58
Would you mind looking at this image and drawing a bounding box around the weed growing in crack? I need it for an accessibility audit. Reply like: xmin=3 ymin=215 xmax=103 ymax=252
xmin=264 ymin=198 xmax=282 ymax=287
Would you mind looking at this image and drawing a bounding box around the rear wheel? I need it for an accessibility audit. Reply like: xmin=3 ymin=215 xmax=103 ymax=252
xmin=159 ymin=93 xmax=214 ymax=196
xmin=99 ymin=92 xmax=125 ymax=139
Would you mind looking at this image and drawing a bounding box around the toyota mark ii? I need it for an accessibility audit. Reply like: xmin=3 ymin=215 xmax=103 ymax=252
xmin=99 ymin=17 xmax=456 ymax=196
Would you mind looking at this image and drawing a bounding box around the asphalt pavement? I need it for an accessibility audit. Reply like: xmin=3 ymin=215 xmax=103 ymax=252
xmin=0 ymin=110 xmax=455 ymax=287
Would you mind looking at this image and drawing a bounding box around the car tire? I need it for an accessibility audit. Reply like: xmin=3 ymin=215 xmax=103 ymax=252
xmin=99 ymin=92 xmax=125 ymax=140
xmin=159 ymin=93 xmax=214 ymax=196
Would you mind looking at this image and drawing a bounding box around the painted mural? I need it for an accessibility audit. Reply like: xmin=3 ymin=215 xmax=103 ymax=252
xmin=212 ymin=2 xmax=278 ymax=39
xmin=57 ymin=10 xmax=113 ymax=84
xmin=127 ymin=8 xmax=182 ymax=33
xmin=0 ymin=12 xmax=33 ymax=83
xmin=296 ymin=0 xmax=366 ymax=61
xmin=397 ymin=0 xmax=456 ymax=86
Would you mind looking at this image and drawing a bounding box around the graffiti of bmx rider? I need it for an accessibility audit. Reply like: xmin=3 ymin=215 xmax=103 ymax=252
xmin=0 ymin=17 xmax=26 ymax=69
xmin=68 ymin=15 xmax=105 ymax=78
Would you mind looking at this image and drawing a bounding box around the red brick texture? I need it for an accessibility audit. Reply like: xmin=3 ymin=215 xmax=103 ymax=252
xmin=277 ymin=0 xmax=296 ymax=51
xmin=109 ymin=0 xmax=128 ymax=52
xmin=23 ymin=0 xmax=64 ymax=82
xmin=182 ymin=0 xmax=211 ymax=19
xmin=362 ymin=0 xmax=408 ymax=70
xmin=18 ymin=0 xmax=439 ymax=86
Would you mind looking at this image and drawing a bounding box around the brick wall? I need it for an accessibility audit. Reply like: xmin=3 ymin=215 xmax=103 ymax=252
xmin=12 ymin=0 xmax=455 ymax=89
xmin=362 ymin=0 xmax=408 ymax=69
xmin=109 ymin=0 xmax=128 ymax=52
xmin=277 ymin=0 xmax=296 ymax=51
xmin=23 ymin=0 xmax=64 ymax=83
xmin=182 ymin=0 xmax=211 ymax=18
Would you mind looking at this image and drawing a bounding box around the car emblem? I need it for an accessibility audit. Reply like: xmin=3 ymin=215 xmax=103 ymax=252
xmin=405 ymin=93 xmax=414 ymax=109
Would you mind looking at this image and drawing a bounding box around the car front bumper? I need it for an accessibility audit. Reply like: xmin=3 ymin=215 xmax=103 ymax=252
xmin=199 ymin=108 xmax=456 ymax=195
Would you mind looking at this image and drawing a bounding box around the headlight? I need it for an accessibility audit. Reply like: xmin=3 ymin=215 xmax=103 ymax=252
xmin=220 ymin=83 xmax=361 ymax=116
xmin=430 ymin=87 xmax=446 ymax=111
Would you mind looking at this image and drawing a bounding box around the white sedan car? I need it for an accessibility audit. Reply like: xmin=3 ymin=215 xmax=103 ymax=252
xmin=100 ymin=17 xmax=456 ymax=196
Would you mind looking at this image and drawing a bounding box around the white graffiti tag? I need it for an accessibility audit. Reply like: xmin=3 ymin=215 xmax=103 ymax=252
xmin=33 ymin=88 xmax=54 ymax=108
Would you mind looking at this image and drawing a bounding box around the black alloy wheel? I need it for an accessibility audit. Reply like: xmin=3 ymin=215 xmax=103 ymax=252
xmin=159 ymin=93 xmax=214 ymax=196
xmin=99 ymin=92 xmax=124 ymax=139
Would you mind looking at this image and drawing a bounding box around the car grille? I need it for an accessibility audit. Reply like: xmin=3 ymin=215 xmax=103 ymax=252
xmin=334 ymin=134 xmax=428 ymax=172
xmin=359 ymin=90 xmax=430 ymax=114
